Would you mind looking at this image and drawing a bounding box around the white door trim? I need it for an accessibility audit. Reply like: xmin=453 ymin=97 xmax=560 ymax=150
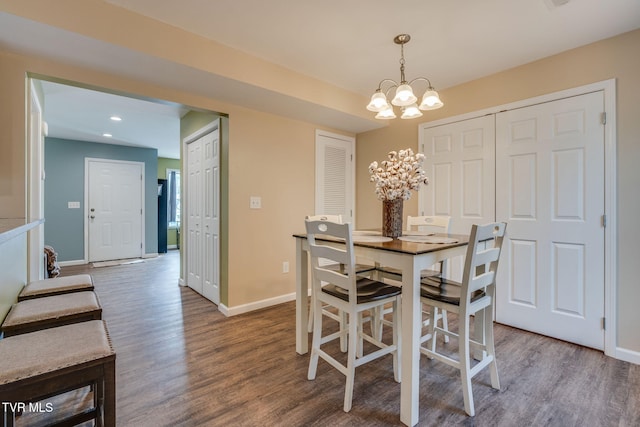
xmin=418 ymin=79 xmax=617 ymax=359
xmin=84 ymin=158 xmax=146 ymax=263
xmin=27 ymin=79 xmax=45 ymax=280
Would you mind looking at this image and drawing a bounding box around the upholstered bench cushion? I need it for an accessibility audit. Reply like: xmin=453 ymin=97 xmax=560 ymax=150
xmin=1 ymin=292 xmax=102 ymax=337
xmin=0 ymin=320 xmax=114 ymax=386
xmin=18 ymin=274 xmax=94 ymax=301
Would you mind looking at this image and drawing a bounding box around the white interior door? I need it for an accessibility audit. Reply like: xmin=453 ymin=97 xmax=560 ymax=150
xmin=185 ymin=121 xmax=220 ymax=304
xmin=87 ymin=159 xmax=143 ymax=262
xmin=187 ymin=138 xmax=203 ymax=295
xmin=495 ymin=92 xmax=605 ymax=350
xmin=420 ymin=115 xmax=495 ymax=280
xmin=201 ymin=128 xmax=220 ymax=303
xmin=315 ymin=130 xmax=355 ymax=223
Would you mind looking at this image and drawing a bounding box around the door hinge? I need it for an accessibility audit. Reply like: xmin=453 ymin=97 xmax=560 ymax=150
xmin=350 ymin=154 xmax=353 ymax=162
xmin=602 ymin=317 xmax=606 ymax=330
xmin=141 ymin=209 xmax=143 ymax=215
xmin=601 ymin=112 xmax=606 ymax=125
xmin=601 ymin=214 xmax=607 ymax=228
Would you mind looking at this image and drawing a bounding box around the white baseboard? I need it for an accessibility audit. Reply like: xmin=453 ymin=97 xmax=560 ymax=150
xmin=615 ymin=347 xmax=640 ymax=365
xmin=142 ymin=253 xmax=158 ymax=259
xmin=221 ymin=292 xmax=297 ymax=317
xmin=167 ymin=244 xmax=178 ymax=250
xmin=178 ymin=278 xmax=186 ymax=286
xmin=58 ymin=259 xmax=88 ymax=267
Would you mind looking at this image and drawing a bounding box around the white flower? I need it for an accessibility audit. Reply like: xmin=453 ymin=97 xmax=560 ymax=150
xmin=368 ymin=148 xmax=430 ymax=201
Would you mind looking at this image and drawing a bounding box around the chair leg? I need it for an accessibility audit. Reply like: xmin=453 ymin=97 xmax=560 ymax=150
xmin=356 ymin=312 xmax=364 ymax=358
xmin=428 ymin=306 xmax=437 ymax=357
xmin=307 ymin=295 xmax=314 ymax=333
xmin=340 ymin=310 xmax=348 ymax=352
xmin=441 ymin=308 xmax=450 ymax=343
xmin=307 ymin=297 xmax=323 ymax=380
xmin=392 ymin=297 xmax=401 ymax=382
xmin=459 ymin=313 xmax=475 ymax=417
xmin=484 ymin=306 xmax=500 ymax=390
xmin=343 ymin=314 xmax=359 ymax=412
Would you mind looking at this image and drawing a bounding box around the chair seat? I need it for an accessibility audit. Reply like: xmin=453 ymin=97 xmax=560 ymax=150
xmin=420 ymin=277 xmax=485 ymax=305
xmin=323 ymin=277 xmax=402 ymax=303
xmin=18 ymin=274 xmax=94 ymax=301
xmin=2 ymin=291 xmax=102 ymax=337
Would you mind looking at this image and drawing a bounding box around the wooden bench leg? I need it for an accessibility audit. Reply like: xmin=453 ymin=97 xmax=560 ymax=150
xmin=103 ymin=359 xmax=116 ymax=427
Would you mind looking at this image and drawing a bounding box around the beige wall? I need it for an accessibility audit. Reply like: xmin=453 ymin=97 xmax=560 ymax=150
xmin=357 ymin=29 xmax=640 ymax=353
xmin=0 ymin=47 xmax=352 ymax=313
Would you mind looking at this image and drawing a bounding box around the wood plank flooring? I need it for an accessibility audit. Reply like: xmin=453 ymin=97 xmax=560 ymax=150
xmin=19 ymin=251 xmax=640 ymax=426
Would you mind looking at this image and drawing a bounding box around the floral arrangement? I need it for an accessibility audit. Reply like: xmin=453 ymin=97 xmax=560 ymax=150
xmin=368 ymin=148 xmax=429 ymax=201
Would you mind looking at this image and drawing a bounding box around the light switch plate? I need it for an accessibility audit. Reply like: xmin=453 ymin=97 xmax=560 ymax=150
xmin=250 ymin=196 xmax=261 ymax=209
xmin=68 ymin=201 xmax=80 ymax=209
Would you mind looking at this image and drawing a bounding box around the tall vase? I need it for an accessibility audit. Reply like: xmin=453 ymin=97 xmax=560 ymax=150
xmin=382 ymin=198 xmax=403 ymax=238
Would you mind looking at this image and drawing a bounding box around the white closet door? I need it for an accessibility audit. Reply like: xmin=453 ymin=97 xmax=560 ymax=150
xmin=495 ymin=92 xmax=605 ymax=350
xmin=420 ymin=115 xmax=495 ymax=280
xmin=187 ymin=139 xmax=203 ymax=295
xmin=201 ymin=128 xmax=220 ymax=304
xmin=315 ymin=131 xmax=354 ymax=223
xmin=185 ymin=121 xmax=220 ymax=304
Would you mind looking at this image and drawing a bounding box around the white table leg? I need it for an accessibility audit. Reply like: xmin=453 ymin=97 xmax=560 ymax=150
xmin=296 ymin=238 xmax=309 ymax=355
xmin=400 ymin=258 xmax=421 ymax=426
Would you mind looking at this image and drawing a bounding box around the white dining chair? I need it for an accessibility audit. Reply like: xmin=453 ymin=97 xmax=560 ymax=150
xmin=305 ymin=215 xmax=376 ymax=342
xmin=420 ymin=222 xmax=506 ymax=416
xmin=305 ymin=219 xmax=401 ymax=412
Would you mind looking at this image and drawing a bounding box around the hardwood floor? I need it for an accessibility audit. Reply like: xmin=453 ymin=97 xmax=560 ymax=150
xmin=20 ymin=251 xmax=640 ymax=426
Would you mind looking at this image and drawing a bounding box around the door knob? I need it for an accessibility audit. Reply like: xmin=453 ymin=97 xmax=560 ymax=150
xmin=90 ymin=208 xmax=95 ymax=212
xmin=90 ymin=215 xmax=95 ymax=219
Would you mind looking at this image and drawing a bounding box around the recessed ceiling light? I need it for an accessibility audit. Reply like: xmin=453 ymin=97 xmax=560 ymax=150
xmin=110 ymin=116 xmax=122 ymax=121
xmin=103 ymin=133 xmax=112 ymax=138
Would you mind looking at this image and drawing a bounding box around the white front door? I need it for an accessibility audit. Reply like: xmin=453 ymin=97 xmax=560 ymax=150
xmin=420 ymin=115 xmax=495 ymax=280
xmin=185 ymin=121 xmax=220 ymax=304
xmin=87 ymin=159 xmax=143 ymax=262
xmin=495 ymin=92 xmax=605 ymax=350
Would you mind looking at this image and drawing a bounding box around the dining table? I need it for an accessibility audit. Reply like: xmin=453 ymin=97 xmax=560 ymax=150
xmin=293 ymin=230 xmax=471 ymax=427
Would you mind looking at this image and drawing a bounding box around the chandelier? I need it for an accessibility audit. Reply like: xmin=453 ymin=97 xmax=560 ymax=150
xmin=366 ymin=34 xmax=443 ymax=120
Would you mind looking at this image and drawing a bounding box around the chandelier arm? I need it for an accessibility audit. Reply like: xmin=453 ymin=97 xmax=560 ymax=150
xmin=376 ymin=78 xmax=399 ymax=92
xmin=407 ymin=77 xmax=434 ymax=90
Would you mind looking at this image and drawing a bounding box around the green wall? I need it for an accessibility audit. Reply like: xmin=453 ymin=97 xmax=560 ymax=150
xmin=44 ymin=137 xmax=158 ymax=262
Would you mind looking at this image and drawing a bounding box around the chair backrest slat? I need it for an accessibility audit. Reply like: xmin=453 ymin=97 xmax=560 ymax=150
xmin=406 ymin=215 xmax=451 ymax=233
xmin=305 ymin=219 xmax=357 ymax=297
xmin=461 ymin=222 xmax=507 ymax=307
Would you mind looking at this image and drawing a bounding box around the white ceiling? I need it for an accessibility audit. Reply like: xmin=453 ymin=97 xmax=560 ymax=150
xmin=2 ymin=0 xmax=639 ymax=159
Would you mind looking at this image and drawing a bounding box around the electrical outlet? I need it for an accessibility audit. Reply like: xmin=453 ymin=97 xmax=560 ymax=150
xmin=282 ymin=261 xmax=289 ymax=273
xmin=250 ymin=196 xmax=262 ymax=209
